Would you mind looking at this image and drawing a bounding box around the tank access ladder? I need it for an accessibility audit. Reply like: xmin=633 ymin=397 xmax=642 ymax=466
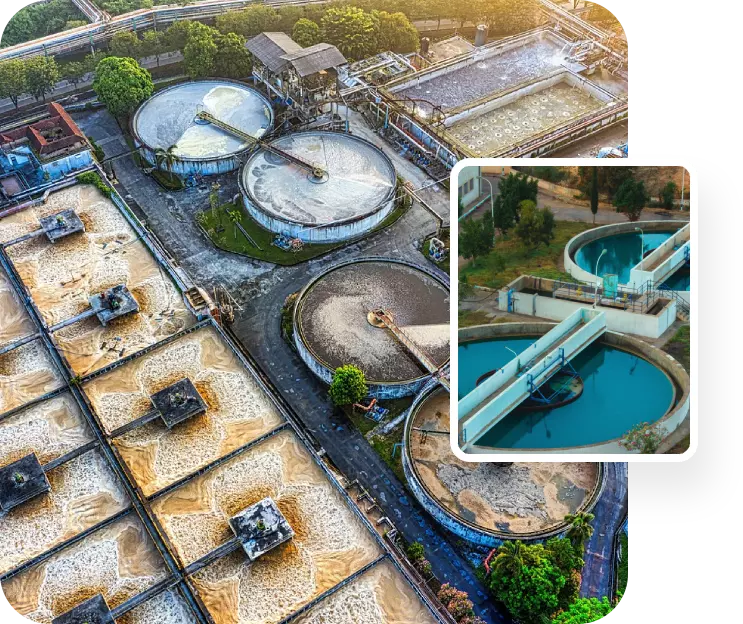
xmin=370 ymin=309 xmax=439 ymax=374
xmin=195 ymin=111 xmax=327 ymax=179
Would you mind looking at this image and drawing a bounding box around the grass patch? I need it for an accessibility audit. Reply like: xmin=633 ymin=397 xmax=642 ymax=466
xmin=458 ymin=309 xmax=494 ymax=328
xmin=198 ymin=200 xmax=409 ymax=266
xmin=370 ymin=426 xmax=406 ymax=484
xmin=662 ymin=324 xmax=690 ymax=371
xmin=617 ymin=532 xmax=628 ymax=597
xmin=150 ymin=168 xmax=184 ymax=191
xmin=460 ymin=221 xmax=595 ymax=289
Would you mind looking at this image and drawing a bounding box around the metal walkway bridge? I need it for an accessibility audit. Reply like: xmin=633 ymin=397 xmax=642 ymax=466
xmin=195 ymin=110 xmax=326 ymax=178
xmin=459 ymin=308 xmax=606 ymax=451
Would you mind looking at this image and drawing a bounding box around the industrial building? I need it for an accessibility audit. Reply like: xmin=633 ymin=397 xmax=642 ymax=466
xmin=293 ymin=258 xmax=450 ymax=398
xmin=1 ymin=103 xmax=93 ymax=207
xmin=0 ymin=169 xmax=447 ymax=624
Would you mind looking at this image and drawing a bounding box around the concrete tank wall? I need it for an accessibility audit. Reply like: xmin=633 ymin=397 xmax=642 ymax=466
xmin=138 ymin=144 xmax=244 ymax=177
xmin=243 ymin=194 xmax=395 ymax=244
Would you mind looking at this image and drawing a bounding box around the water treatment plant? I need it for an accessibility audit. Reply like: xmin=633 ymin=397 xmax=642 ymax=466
xmin=458 ymin=166 xmax=691 ymax=455
xmin=1 ymin=3 xmax=632 ymax=623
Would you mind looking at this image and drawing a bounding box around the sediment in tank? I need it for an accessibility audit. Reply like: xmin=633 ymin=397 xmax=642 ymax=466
xmin=163 ymin=429 xmax=381 ymax=624
xmin=292 ymin=560 xmax=438 ymax=624
xmin=0 ymin=265 xmax=35 ymax=348
xmin=1 ymin=514 xmax=169 ymax=623
xmin=296 ymin=261 xmax=450 ymax=384
xmin=0 ymin=339 xmax=64 ymax=414
xmin=0 ymin=185 xmax=194 ymax=377
xmin=0 ymin=448 xmax=129 ymax=575
xmin=409 ymin=389 xmax=600 ymax=535
xmin=84 ymin=326 xmax=285 ymax=497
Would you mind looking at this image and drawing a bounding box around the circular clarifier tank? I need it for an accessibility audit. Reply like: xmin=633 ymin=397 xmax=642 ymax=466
xmin=458 ymin=326 xmax=689 ymax=452
xmin=131 ymin=80 xmax=273 ymax=175
xmin=402 ymin=386 xmax=604 ymax=546
xmin=240 ymin=131 xmax=396 ymax=243
xmin=293 ymin=258 xmax=450 ymax=398
xmin=568 ymin=220 xmax=690 ymax=289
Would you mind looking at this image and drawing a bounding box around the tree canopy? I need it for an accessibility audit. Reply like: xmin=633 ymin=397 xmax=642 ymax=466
xmin=515 ymin=200 xmax=555 ymax=248
xmin=292 ymin=18 xmax=322 ymax=48
xmin=93 ymin=56 xmax=153 ymax=118
xmin=24 ymin=56 xmax=60 ymax=102
xmin=321 ymin=6 xmax=380 ymax=61
xmin=1 ymin=0 xmax=83 ymax=48
xmin=551 ymin=596 xmax=614 ymax=624
xmin=613 ymin=177 xmax=649 ymax=222
xmin=329 ymin=365 xmax=368 ymax=406
xmin=0 ymin=60 xmax=28 ymax=109
xmin=459 ymin=214 xmax=494 ymax=266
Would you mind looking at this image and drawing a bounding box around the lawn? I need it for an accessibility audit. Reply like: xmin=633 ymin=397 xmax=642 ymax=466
xmin=460 ymin=221 xmax=595 ymax=290
xmin=198 ymin=201 xmax=409 ymax=266
xmin=662 ymin=324 xmax=690 ymax=371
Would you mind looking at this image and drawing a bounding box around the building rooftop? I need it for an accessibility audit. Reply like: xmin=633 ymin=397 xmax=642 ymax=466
xmin=281 ymin=43 xmax=347 ymax=77
xmin=0 ymin=103 xmax=87 ymax=161
xmin=246 ymin=32 xmax=303 ymax=74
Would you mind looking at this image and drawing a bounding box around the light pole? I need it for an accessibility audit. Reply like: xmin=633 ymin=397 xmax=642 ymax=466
xmin=476 ymin=175 xmax=495 ymax=245
xmin=634 ymin=226 xmax=644 ymax=263
xmin=594 ymin=248 xmax=607 ymax=305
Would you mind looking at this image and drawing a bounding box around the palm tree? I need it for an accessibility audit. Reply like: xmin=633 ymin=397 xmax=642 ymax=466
xmin=564 ymin=511 xmax=595 ymax=550
xmin=227 ymin=209 xmax=241 ymax=239
xmin=492 ymin=540 xmax=525 ymax=577
xmin=154 ymin=144 xmax=178 ymax=180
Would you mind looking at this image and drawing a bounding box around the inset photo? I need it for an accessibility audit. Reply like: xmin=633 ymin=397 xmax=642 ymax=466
xmin=455 ymin=162 xmax=693 ymax=459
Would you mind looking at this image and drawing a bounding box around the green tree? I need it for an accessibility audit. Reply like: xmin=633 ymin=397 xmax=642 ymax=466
xmin=613 ymin=177 xmax=648 ymax=222
xmin=110 ymin=31 xmax=142 ymax=59
xmin=62 ymin=61 xmax=87 ymax=89
xmin=375 ymin=11 xmax=420 ymax=53
xmin=1 ymin=0 xmax=83 ymax=48
xmin=459 ymin=215 xmax=493 ymax=267
xmin=164 ymin=21 xmax=195 ymax=51
xmin=589 ymin=167 xmax=599 ymax=224
xmin=292 ymin=18 xmax=322 ymax=48
xmin=578 ymin=166 xmax=635 ymax=200
xmin=227 ymin=208 xmax=241 ymax=238
xmin=492 ymin=540 xmax=526 ymax=577
xmin=141 ymin=30 xmax=165 ymax=67
xmin=0 ymin=60 xmax=28 ymax=109
xmin=215 ymin=5 xmax=281 ymax=38
xmin=492 ymin=195 xmax=514 ymax=235
xmin=564 ymin=511 xmax=595 ymax=550
xmin=183 ymin=24 xmax=219 ymax=78
xmin=406 ymin=542 xmax=425 ymax=562
xmin=545 ymin=538 xmax=584 ymax=610
xmin=489 ymin=547 xmax=566 ymax=624
xmin=515 ymin=200 xmax=555 ymax=248
xmin=24 ymin=56 xmax=60 ymax=102
xmin=93 ymin=56 xmax=153 ymax=119
xmin=213 ymin=33 xmax=252 ymax=79
xmin=551 ymin=596 xmax=614 ymax=624
xmin=321 ymin=7 xmax=379 ymax=61
xmin=155 ymin=145 xmax=178 ymax=179
xmin=329 ymin=365 xmax=368 ymax=406
xmin=660 ymin=180 xmax=678 ymax=209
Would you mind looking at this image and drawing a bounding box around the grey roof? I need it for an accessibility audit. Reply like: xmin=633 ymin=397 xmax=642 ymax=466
xmin=245 ymin=32 xmax=303 ymax=74
xmin=280 ymin=43 xmax=348 ymax=77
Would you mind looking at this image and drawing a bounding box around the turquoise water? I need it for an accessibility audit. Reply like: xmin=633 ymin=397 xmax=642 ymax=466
xmin=575 ymin=231 xmax=674 ymax=284
xmin=661 ymin=266 xmax=691 ymax=291
xmin=459 ymin=337 xmax=675 ymax=449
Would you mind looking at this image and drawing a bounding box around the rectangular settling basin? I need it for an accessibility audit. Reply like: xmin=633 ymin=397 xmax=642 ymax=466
xmin=0 ymin=339 xmax=64 ymax=415
xmin=154 ymin=428 xmax=382 ymax=624
xmin=0 ymin=265 xmax=35 ymax=349
xmin=84 ymin=326 xmax=285 ymax=497
xmin=0 ymin=184 xmax=194 ymax=377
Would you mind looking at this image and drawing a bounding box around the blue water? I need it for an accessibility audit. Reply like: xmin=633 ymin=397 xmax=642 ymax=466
xmin=575 ymin=231 xmax=674 ymax=284
xmin=459 ymin=337 xmax=675 ymax=449
xmin=660 ymin=266 xmax=691 ymax=291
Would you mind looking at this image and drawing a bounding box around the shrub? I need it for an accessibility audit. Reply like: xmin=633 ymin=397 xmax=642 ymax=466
xmin=407 ymin=541 xmax=425 ymax=562
xmin=328 ymin=364 xmax=367 ymax=405
xmin=77 ymin=171 xmax=112 ymax=198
